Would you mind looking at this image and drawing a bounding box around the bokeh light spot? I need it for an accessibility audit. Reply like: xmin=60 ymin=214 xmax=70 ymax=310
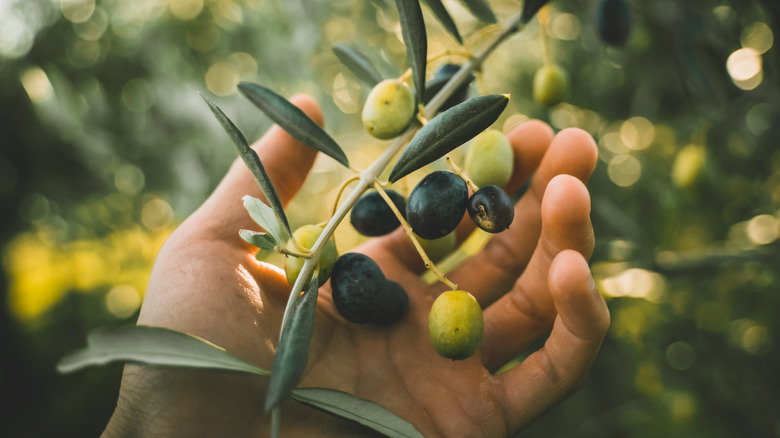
xmin=741 ymin=21 xmax=773 ymax=54
xmin=121 ymin=78 xmax=157 ymax=112
xmin=608 ymin=154 xmax=641 ymax=187
xmin=61 ymin=0 xmax=95 ymax=23
xmin=746 ymin=214 xmax=778 ymax=245
xmin=114 ymin=164 xmax=146 ymax=195
xmin=168 ymin=0 xmax=204 ymax=21
xmin=727 ymin=48 xmax=763 ymax=90
xmin=205 ymin=62 xmax=239 ymax=96
xmin=21 ymin=66 xmax=53 ymax=103
xmin=549 ymin=12 xmax=580 ymax=41
xmin=141 ymin=197 xmax=174 ymax=231
xmin=666 ymin=341 xmax=696 ymax=370
xmin=105 ymin=284 xmax=142 ymax=319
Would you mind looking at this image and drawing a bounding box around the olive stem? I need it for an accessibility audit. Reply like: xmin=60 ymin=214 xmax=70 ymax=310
xmin=278 ymin=10 xmax=526 ymax=340
xmin=372 ymin=182 xmax=458 ymax=290
xmin=445 ymin=155 xmax=479 ymax=193
xmin=276 ymin=246 xmax=313 ymax=259
xmin=538 ymin=5 xmax=553 ymax=67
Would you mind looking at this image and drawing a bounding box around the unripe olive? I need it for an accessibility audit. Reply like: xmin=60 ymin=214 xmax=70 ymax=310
xmin=464 ymin=129 xmax=514 ymax=189
xmin=533 ymin=64 xmax=567 ymax=108
xmin=428 ymin=290 xmax=484 ymax=360
xmin=406 ymin=171 xmax=469 ymax=240
xmin=362 ymin=79 xmax=416 ymax=139
xmin=467 ymin=185 xmax=514 ymax=233
xmin=284 ymin=224 xmax=338 ymax=287
xmin=331 ymin=253 xmax=408 ymax=325
xmin=417 ymin=231 xmax=457 ymax=263
xmin=350 ymin=190 xmax=406 ymax=237
xmin=595 ymin=0 xmax=631 ymax=46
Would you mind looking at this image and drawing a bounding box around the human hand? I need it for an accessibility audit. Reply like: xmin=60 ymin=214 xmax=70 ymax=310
xmin=104 ymin=95 xmax=609 ymax=438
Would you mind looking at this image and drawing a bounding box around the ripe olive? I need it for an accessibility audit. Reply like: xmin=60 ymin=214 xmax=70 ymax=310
xmin=417 ymin=231 xmax=457 ymax=263
xmin=464 ymin=129 xmax=514 ymax=189
xmin=428 ymin=290 xmax=484 ymax=360
xmin=330 ymin=252 xmax=408 ymax=325
xmin=595 ymin=0 xmax=631 ymax=46
xmin=533 ymin=64 xmax=567 ymax=108
xmin=350 ymin=190 xmax=406 ymax=237
xmin=423 ymin=63 xmax=473 ymax=112
xmin=362 ymin=79 xmax=416 ymax=139
xmin=406 ymin=171 xmax=469 ymax=240
xmin=467 ymin=185 xmax=514 ymax=233
xmin=284 ymin=224 xmax=338 ymax=287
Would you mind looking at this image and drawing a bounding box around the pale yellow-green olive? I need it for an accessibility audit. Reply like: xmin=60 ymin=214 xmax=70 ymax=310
xmin=533 ymin=64 xmax=568 ymax=108
xmin=428 ymin=290 xmax=484 ymax=360
xmin=464 ymin=129 xmax=514 ymax=189
xmin=417 ymin=231 xmax=457 ymax=263
xmin=284 ymin=224 xmax=338 ymax=287
xmin=362 ymin=79 xmax=416 ymax=140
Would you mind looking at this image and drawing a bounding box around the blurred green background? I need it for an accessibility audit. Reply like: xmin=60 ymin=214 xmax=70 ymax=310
xmin=1 ymin=0 xmax=778 ymax=436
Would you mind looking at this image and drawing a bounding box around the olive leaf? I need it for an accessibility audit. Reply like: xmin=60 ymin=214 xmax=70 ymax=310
xmin=458 ymin=0 xmax=497 ymax=24
xmin=265 ymin=275 xmax=319 ymax=411
xmin=394 ymin=0 xmax=427 ymax=104
xmin=333 ymin=43 xmax=384 ymax=87
xmin=237 ymin=82 xmax=350 ymax=168
xmin=201 ymin=94 xmax=293 ymax=239
xmin=243 ymin=195 xmax=289 ymax=245
xmin=388 ymin=94 xmax=509 ymax=182
xmin=57 ymin=325 xmax=269 ymax=376
xmin=521 ymin=0 xmax=552 ymax=23
xmin=291 ymin=388 xmax=425 ymax=438
xmin=422 ymin=0 xmax=462 ymax=44
xmin=240 ymin=229 xmax=277 ymax=251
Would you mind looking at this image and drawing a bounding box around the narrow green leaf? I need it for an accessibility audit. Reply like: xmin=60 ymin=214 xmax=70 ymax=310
xmin=243 ymin=195 xmax=288 ymax=244
xmin=333 ymin=43 xmax=384 ymax=87
xmin=291 ymin=388 xmax=425 ymax=438
xmin=201 ymin=93 xmax=292 ymax=238
xmin=388 ymin=94 xmax=509 ymax=182
xmin=238 ymin=82 xmax=350 ymax=168
xmin=422 ymin=0 xmax=462 ymax=44
xmin=265 ymin=276 xmax=319 ymax=411
xmin=240 ymin=229 xmax=278 ymax=251
xmin=57 ymin=325 xmax=269 ymax=376
xmin=521 ymin=0 xmax=551 ymax=23
xmin=394 ymin=0 xmax=427 ymax=104
xmin=458 ymin=0 xmax=497 ymax=23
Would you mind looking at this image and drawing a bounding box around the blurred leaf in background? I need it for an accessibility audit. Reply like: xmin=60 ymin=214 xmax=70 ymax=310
xmin=1 ymin=0 xmax=779 ymax=436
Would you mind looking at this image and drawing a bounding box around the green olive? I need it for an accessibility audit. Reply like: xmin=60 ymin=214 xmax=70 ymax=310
xmin=284 ymin=224 xmax=338 ymax=287
xmin=417 ymin=231 xmax=457 ymax=263
xmin=428 ymin=290 xmax=484 ymax=360
xmin=533 ymin=64 xmax=567 ymax=108
xmin=362 ymin=79 xmax=416 ymax=140
xmin=464 ymin=129 xmax=514 ymax=189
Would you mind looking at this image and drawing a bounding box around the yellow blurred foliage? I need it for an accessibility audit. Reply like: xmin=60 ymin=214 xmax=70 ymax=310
xmin=3 ymin=225 xmax=175 ymax=323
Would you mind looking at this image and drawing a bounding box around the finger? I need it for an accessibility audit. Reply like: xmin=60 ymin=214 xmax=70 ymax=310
xmin=357 ymin=120 xmax=555 ymax=277
xmin=496 ymin=250 xmax=609 ymax=431
xmin=481 ymin=174 xmax=594 ymax=370
xmin=449 ymin=128 xmax=598 ymax=304
xmin=187 ymin=94 xmax=323 ymax=243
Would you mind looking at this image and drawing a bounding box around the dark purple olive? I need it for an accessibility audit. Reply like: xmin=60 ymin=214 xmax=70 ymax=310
xmin=331 ymin=253 xmax=408 ymax=325
xmin=406 ymin=171 xmax=468 ymax=240
xmin=467 ymin=185 xmax=514 ymax=233
xmin=350 ymin=190 xmax=406 ymax=237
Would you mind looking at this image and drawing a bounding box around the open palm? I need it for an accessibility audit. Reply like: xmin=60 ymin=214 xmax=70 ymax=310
xmin=105 ymin=96 xmax=609 ymax=438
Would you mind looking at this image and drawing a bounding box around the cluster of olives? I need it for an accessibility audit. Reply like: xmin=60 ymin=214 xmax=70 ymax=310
xmin=280 ymin=71 xmax=516 ymax=360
